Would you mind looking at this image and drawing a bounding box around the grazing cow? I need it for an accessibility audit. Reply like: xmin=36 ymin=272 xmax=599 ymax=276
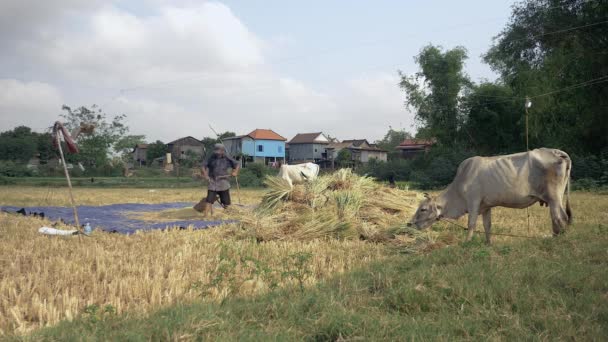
xmin=278 ymin=162 xmax=320 ymax=188
xmin=407 ymin=148 xmax=572 ymax=244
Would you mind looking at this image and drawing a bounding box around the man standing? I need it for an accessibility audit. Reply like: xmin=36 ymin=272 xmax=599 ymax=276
xmin=194 ymin=143 xmax=240 ymax=216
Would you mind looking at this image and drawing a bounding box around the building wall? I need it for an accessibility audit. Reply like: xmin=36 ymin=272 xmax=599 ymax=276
xmin=243 ymin=139 xmax=286 ymax=159
xmin=133 ymin=148 xmax=147 ymax=162
xmin=312 ymin=143 xmax=328 ymax=160
xmin=175 ymin=145 xmax=204 ymax=159
xmin=288 ymin=144 xmax=313 ymax=161
xmin=223 ymin=138 xmax=245 ymax=157
xmin=361 ymin=150 xmax=387 ymax=163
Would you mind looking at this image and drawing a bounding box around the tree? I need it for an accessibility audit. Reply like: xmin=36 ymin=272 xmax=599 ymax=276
xmin=201 ymin=131 xmax=236 ymax=157
xmin=375 ymin=127 xmax=412 ymax=160
xmin=462 ymin=83 xmax=522 ymax=154
xmin=146 ymin=140 xmax=167 ymax=162
xmin=335 ymin=149 xmax=352 ymax=168
xmin=114 ymin=135 xmax=146 ymax=162
xmin=484 ymin=0 xmax=608 ymax=154
xmin=399 ymin=45 xmax=471 ymax=145
xmin=60 ymin=105 xmax=129 ymax=167
xmin=0 ymin=126 xmax=39 ymax=162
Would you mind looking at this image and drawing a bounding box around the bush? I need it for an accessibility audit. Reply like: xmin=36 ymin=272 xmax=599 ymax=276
xmin=0 ymin=160 xmax=33 ymax=177
xmin=231 ymin=163 xmax=278 ymax=187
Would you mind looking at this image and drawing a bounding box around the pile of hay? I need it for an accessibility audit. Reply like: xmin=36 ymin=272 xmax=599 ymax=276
xmin=232 ymin=169 xmax=425 ymax=243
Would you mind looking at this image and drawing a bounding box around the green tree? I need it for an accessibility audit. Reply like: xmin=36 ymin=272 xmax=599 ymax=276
xmin=335 ymin=149 xmax=352 ymax=168
xmin=114 ymin=135 xmax=146 ymax=162
xmin=375 ymin=127 xmax=412 ymax=160
xmin=146 ymin=140 xmax=167 ymax=162
xmin=462 ymin=83 xmax=522 ymax=154
xmin=0 ymin=126 xmax=39 ymax=162
xmin=60 ymin=105 xmax=129 ymax=167
xmin=201 ymin=131 xmax=236 ymax=157
xmin=399 ymin=45 xmax=471 ymax=145
xmin=484 ymin=0 xmax=608 ymax=154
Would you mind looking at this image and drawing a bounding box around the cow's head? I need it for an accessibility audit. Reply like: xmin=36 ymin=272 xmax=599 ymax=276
xmin=407 ymin=193 xmax=442 ymax=229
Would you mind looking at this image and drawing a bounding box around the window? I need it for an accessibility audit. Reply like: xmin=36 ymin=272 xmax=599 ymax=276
xmin=278 ymin=146 xmax=283 ymax=153
xmin=257 ymin=145 xmax=264 ymax=152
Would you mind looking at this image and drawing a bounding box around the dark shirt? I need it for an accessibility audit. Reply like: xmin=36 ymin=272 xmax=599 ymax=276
xmin=204 ymin=154 xmax=238 ymax=191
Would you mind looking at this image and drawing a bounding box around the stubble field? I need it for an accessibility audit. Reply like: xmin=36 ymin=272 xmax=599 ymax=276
xmin=1 ymin=186 xmax=607 ymax=337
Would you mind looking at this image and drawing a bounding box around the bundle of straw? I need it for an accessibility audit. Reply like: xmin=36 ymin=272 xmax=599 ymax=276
xmin=232 ymin=169 xmax=426 ymax=243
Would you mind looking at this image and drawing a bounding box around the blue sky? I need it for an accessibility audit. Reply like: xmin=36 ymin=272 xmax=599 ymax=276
xmin=0 ymin=0 xmax=517 ymax=142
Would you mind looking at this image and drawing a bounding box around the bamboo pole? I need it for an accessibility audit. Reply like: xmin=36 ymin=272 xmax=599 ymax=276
xmin=525 ymin=97 xmax=531 ymax=236
xmin=56 ymin=130 xmax=82 ymax=235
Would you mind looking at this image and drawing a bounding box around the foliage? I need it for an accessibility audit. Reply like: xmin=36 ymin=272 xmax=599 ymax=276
xmin=145 ymin=140 xmax=167 ymax=163
xmin=60 ymin=105 xmax=129 ymax=167
xmin=462 ymin=83 xmax=522 ymax=154
xmin=114 ymin=135 xmax=146 ymax=162
xmin=0 ymin=160 xmax=33 ymax=177
xmin=180 ymin=150 xmax=203 ymax=168
xmin=483 ymin=0 xmax=607 ymax=155
xmin=0 ymin=126 xmax=53 ymax=163
xmin=201 ymin=131 xmax=236 ymax=158
xmin=399 ymin=45 xmax=471 ymax=145
xmin=374 ymin=127 xmax=412 ymax=160
xmin=335 ymin=149 xmax=352 ymax=167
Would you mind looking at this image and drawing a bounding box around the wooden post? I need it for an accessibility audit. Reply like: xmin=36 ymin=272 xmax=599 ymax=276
xmin=56 ymin=131 xmax=82 ymax=234
xmin=525 ymin=97 xmax=532 ymax=235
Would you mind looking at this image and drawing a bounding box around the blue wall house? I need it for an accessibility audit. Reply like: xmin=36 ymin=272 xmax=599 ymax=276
xmin=222 ymin=129 xmax=287 ymax=165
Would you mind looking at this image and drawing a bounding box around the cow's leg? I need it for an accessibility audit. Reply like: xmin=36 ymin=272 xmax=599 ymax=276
xmin=482 ymin=208 xmax=492 ymax=245
xmin=548 ymin=199 xmax=567 ymax=236
xmin=465 ymin=205 xmax=479 ymax=242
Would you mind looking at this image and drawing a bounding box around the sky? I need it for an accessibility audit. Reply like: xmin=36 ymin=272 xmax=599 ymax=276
xmin=0 ymin=0 xmax=517 ymax=142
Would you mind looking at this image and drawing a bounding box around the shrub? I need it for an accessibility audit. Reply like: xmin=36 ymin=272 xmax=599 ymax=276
xmin=0 ymin=160 xmax=33 ymax=177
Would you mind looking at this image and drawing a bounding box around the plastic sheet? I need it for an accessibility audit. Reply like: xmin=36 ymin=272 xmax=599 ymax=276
xmin=2 ymin=202 xmax=234 ymax=234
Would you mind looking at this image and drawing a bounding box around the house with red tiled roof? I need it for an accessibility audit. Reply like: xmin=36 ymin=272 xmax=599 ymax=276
xmin=223 ymin=128 xmax=287 ymax=165
xmin=327 ymin=139 xmax=388 ymax=165
xmin=395 ymin=138 xmax=436 ymax=159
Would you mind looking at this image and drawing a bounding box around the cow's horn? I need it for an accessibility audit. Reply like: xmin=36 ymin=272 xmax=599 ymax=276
xmin=423 ymin=192 xmax=430 ymax=199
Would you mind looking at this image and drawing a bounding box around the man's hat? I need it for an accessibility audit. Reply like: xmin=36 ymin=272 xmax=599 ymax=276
xmin=213 ymin=143 xmax=225 ymax=151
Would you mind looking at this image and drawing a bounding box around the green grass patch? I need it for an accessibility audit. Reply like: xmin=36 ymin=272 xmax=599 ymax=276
xmin=20 ymin=224 xmax=608 ymax=341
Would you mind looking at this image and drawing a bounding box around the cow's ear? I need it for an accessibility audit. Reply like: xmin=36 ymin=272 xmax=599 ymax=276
xmin=423 ymin=192 xmax=430 ymax=199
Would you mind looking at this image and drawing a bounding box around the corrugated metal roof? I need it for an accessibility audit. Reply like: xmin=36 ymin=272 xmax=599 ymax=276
xmin=288 ymin=132 xmax=327 ymax=144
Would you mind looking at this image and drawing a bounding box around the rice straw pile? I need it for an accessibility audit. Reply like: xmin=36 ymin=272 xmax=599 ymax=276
xmin=230 ymin=169 xmax=425 ymax=244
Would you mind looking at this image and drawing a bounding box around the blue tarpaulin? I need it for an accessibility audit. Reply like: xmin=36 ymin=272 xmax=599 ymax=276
xmin=1 ymin=202 xmax=234 ymax=234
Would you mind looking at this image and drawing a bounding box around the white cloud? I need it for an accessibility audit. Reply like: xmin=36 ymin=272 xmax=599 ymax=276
xmin=0 ymin=1 xmax=412 ymax=143
xmin=0 ymin=79 xmax=63 ymax=131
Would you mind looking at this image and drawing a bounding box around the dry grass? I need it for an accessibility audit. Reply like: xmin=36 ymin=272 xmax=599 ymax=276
xmin=232 ymin=169 xmax=425 ymax=243
xmin=1 ymin=183 xmax=607 ymax=336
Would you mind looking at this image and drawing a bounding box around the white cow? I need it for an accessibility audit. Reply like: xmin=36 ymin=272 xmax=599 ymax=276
xmin=408 ymin=148 xmax=572 ymax=244
xmin=278 ymin=162 xmax=320 ymax=188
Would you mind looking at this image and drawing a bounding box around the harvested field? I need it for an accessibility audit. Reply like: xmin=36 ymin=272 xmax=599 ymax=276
xmin=1 ymin=181 xmax=607 ymax=336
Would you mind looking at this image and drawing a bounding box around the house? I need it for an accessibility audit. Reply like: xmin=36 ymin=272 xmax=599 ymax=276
xmin=287 ymin=132 xmax=331 ymax=163
xmin=222 ymin=129 xmax=287 ymax=165
xmin=132 ymin=144 xmax=148 ymax=166
xmin=326 ymin=139 xmax=388 ymax=166
xmin=166 ymin=136 xmax=205 ymax=163
xmin=395 ymin=138 xmax=435 ymax=159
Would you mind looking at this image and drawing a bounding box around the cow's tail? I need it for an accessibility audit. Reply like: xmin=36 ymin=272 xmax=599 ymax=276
xmin=565 ymin=158 xmax=573 ymax=225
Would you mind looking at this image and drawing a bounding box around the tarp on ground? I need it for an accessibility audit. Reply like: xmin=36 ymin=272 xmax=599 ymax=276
xmin=1 ymin=202 xmax=234 ymax=234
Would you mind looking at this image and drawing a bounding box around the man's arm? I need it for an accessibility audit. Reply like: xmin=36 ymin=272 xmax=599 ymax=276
xmin=201 ymin=159 xmax=210 ymax=180
xmin=229 ymin=157 xmax=240 ymax=177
